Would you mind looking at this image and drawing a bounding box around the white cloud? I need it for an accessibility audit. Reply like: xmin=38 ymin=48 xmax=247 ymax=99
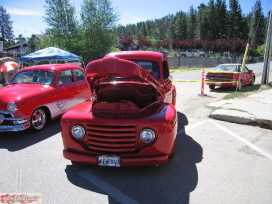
xmin=118 ymin=13 xmax=147 ymax=25
xmin=6 ymin=8 xmax=43 ymax=16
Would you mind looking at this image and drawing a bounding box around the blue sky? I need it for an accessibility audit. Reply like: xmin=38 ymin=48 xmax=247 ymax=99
xmin=1 ymin=0 xmax=272 ymax=38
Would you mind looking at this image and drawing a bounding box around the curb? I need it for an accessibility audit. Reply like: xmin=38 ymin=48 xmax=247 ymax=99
xmin=209 ymin=109 xmax=272 ymax=129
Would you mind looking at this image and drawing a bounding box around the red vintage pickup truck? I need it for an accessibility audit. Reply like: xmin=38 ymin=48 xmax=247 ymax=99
xmin=61 ymin=51 xmax=177 ymax=167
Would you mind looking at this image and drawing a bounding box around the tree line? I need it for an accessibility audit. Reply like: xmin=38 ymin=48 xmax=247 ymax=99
xmin=0 ymin=0 xmax=270 ymax=64
xmin=115 ymin=0 xmax=268 ymax=57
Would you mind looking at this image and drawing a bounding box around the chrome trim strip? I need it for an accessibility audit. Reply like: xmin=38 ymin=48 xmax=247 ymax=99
xmin=46 ymin=98 xmax=87 ymax=118
xmin=0 ymin=122 xmax=30 ymax=132
xmin=0 ymin=111 xmax=14 ymax=117
xmin=2 ymin=117 xmax=27 ymax=121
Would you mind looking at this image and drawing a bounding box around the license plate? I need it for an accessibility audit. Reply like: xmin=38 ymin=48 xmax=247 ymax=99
xmin=98 ymin=155 xmax=121 ymax=167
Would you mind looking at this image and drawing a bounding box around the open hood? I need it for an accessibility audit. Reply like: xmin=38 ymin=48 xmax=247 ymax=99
xmin=85 ymin=56 xmax=165 ymax=98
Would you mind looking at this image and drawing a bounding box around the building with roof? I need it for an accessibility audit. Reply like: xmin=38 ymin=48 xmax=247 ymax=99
xmin=4 ymin=34 xmax=44 ymax=57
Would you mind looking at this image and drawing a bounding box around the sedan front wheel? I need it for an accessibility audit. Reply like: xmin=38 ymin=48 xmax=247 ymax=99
xmin=30 ymin=108 xmax=47 ymax=132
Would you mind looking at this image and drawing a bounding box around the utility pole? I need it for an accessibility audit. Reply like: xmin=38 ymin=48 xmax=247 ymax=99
xmin=261 ymin=10 xmax=272 ymax=85
xmin=15 ymin=34 xmax=25 ymax=56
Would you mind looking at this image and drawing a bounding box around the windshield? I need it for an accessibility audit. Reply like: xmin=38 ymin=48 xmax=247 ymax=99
xmin=214 ymin=65 xmax=239 ymax=72
xmin=10 ymin=70 xmax=55 ymax=85
xmin=129 ymin=60 xmax=160 ymax=79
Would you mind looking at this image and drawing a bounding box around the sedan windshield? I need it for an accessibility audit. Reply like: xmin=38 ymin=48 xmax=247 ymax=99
xmin=10 ymin=70 xmax=55 ymax=85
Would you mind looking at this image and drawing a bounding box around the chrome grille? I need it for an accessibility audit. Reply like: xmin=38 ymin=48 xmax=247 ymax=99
xmin=0 ymin=111 xmax=13 ymax=118
xmin=86 ymin=124 xmax=136 ymax=153
xmin=207 ymin=74 xmax=234 ymax=82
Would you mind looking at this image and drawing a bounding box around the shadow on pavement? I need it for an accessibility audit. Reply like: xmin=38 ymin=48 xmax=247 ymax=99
xmin=0 ymin=118 xmax=61 ymax=151
xmin=208 ymin=86 xmax=236 ymax=93
xmin=208 ymin=84 xmax=262 ymax=93
xmin=65 ymin=112 xmax=203 ymax=204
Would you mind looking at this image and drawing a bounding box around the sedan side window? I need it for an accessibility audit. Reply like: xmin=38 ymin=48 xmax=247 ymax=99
xmin=74 ymin=70 xmax=85 ymax=81
xmin=57 ymin=70 xmax=74 ymax=85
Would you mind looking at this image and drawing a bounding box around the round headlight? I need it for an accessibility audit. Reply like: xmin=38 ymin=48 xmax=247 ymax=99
xmin=140 ymin=128 xmax=156 ymax=143
xmin=71 ymin=125 xmax=85 ymax=139
xmin=7 ymin=102 xmax=18 ymax=113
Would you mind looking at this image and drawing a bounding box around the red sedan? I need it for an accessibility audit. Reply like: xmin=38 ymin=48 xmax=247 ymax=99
xmin=205 ymin=63 xmax=255 ymax=90
xmin=0 ymin=64 xmax=90 ymax=132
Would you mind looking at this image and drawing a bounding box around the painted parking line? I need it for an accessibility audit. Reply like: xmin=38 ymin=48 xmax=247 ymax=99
xmin=177 ymin=120 xmax=208 ymax=136
xmin=181 ymin=119 xmax=272 ymax=161
xmin=77 ymin=119 xmax=271 ymax=203
xmin=76 ymin=121 xmax=207 ymax=204
xmin=209 ymin=120 xmax=272 ymax=161
xmin=79 ymin=170 xmax=139 ymax=204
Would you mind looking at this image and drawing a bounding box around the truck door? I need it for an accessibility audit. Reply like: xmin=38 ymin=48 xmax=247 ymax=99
xmin=162 ymin=60 xmax=173 ymax=104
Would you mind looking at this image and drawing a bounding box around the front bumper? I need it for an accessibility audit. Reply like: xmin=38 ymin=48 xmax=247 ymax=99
xmin=0 ymin=111 xmax=31 ymax=132
xmin=63 ymin=149 xmax=169 ymax=167
xmin=205 ymin=80 xmax=237 ymax=87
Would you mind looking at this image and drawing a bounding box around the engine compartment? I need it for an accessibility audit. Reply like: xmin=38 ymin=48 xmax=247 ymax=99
xmin=94 ymin=81 xmax=158 ymax=109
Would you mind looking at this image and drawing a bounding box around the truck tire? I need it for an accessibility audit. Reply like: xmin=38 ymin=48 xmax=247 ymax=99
xmin=249 ymin=77 xmax=255 ymax=86
xmin=237 ymin=80 xmax=242 ymax=91
xmin=209 ymin=85 xmax=215 ymax=90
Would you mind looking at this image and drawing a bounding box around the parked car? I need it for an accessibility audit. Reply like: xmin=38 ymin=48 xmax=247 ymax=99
xmin=0 ymin=64 xmax=91 ymax=132
xmin=205 ymin=63 xmax=255 ymax=90
xmin=61 ymin=51 xmax=177 ymax=167
xmin=178 ymin=49 xmax=209 ymax=58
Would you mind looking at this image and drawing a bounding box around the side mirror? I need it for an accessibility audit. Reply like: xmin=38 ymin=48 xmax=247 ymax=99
xmin=249 ymin=70 xmax=253 ymax=73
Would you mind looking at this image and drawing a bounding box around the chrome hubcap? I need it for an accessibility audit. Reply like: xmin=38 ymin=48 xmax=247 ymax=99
xmin=31 ymin=109 xmax=46 ymax=130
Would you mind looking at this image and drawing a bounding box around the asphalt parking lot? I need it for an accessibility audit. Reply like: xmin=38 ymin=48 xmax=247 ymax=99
xmin=1 ymin=66 xmax=272 ymax=204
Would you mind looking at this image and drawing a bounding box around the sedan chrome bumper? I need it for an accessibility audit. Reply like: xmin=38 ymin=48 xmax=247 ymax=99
xmin=0 ymin=111 xmax=31 ymax=132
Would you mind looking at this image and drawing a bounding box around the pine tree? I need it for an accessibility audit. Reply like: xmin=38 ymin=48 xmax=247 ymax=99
xmin=248 ymin=0 xmax=266 ymax=45
xmin=140 ymin=22 xmax=148 ymax=37
xmin=197 ymin=4 xmax=210 ymax=40
xmin=208 ymin=0 xmax=216 ymax=39
xmin=155 ymin=19 xmax=165 ymax=40
xmin=187 ymin=6 xmax=197 ymax=39
xmin=174 ymin=11 xmax=188 ymax=40
xmin=228 ymin=0 xmax=244 ymax=39
xmin=215 ymin=0 xmax=228 ymax=39
xmin=0 ymin=6 xmax=14 ymax=49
